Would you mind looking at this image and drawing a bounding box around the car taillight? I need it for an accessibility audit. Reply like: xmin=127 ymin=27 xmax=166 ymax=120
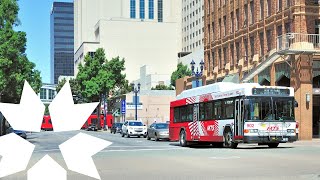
xmin=296 ymin=122 xmax=299 ymax=129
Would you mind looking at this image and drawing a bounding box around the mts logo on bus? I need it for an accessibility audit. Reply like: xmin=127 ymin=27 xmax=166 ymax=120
xmin=267 ymin=126 xmax=279 ymax=131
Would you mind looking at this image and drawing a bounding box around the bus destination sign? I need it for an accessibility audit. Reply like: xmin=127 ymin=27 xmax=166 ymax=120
xmin=252 ymin=88 xmax=290 ymax=96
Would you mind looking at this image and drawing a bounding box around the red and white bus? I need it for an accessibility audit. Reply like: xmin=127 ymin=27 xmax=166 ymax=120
xmin=169 ymin=82 xmax=298 ymax=148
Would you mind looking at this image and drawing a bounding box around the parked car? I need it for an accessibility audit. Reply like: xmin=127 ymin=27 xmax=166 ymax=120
xmin=121 ymin=120 xmax=147 ymax=138
xmin=147 ymin=123 xmax=169 ymax=141
xmin=6 ymin=127 xmax=27 ymax=139
xmin=110 ymin=122 xmax=123 ymax=134
xmin=87 ymin=124 xmax=98 ymax=131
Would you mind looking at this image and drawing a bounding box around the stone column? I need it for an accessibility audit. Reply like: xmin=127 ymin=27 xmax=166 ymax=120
xmin=290 ymin=54 xmax=313 ymax=140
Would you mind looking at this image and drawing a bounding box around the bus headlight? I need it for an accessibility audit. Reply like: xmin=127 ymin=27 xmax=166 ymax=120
xmin=287 ymin=129 xmax=295 ymax=133
xmin=249 ymin=129 xmax=258 ymax=133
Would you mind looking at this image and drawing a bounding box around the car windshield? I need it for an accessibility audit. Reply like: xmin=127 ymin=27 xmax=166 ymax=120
xmin=115 ymin=123 xmax=123 ymax=127
xmin=245 ymin=97 xmax=294 ymax=121
xmin=155 ymin=123 xmax=168 ymax=129
xmin=129 ymin=121 xmax=143 ymax=126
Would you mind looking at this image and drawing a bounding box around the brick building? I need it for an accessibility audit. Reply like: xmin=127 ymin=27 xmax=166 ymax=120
xmin=177 ymin=0 xmax=320 ymax=140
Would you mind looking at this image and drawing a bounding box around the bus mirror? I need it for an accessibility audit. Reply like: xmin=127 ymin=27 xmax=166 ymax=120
xmin=294 ymin=100 xmax=298 ymax=108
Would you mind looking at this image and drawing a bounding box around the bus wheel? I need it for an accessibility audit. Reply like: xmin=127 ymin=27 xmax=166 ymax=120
xmin=179 ymin=130 xmax=188 ymax=147
xmin=224 ymin=131 xmax=238 ymax=149
xmin=267 ymin=143 xmax=279 ymax=148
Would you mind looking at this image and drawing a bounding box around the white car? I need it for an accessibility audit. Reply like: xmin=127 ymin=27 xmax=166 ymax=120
xmin=121 ymin=120 xmax=147 ymax=138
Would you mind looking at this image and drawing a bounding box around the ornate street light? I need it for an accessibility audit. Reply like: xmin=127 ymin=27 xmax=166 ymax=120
xmin=130 ymin=82 xmax=141 ymax=120
xmin=190 ymin=59 xmax=204 ymax=88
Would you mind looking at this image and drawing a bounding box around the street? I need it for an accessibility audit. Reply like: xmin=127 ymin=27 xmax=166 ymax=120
xmin=3 ymin=130 xmax=320 ymax=180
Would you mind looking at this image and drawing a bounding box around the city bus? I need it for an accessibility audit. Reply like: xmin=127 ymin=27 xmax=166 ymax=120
xmin=169 ymin=82 xmax=298 ymax=148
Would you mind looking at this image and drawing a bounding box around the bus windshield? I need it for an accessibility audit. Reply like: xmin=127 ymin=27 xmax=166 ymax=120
xmin=245 ymin=97 xmax=294 ymax=121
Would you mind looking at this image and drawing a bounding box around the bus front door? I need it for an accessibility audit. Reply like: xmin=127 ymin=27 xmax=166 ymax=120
xmin=234 ymin=99 xmax=244 ymax=140
xmin=193 ymin=103 xmax=200 ymax=140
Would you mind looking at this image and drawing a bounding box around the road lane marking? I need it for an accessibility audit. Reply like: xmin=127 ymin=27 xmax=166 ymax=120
xmin=209 ymin=156 xmax=240 ymax=159
xmin=110 ymin=146 xmax=173 ymax=148
xmin=34 ymin=149 xmax=60 ymax=153
xmin=101 ymin=148 xmax=185 ymax=152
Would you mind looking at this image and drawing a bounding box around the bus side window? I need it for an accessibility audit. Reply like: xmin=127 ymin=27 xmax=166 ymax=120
xmin=187 ymin=105 xmax=193 ymax=122
xmin=174 ymin=107 xmax=180 ymax=123
xmin=214 ymin=101 xmax=222 ymax=119
xmin=199 ymin=103 xmax=205 ymax=121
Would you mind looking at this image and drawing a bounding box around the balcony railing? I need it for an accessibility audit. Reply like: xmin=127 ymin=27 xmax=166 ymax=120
xmin=277 ymin=33 xmax=320 ymax=52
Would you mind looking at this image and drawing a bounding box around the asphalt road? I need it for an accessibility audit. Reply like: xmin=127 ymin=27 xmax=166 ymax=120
xmin=3 ymin=130 xmax=320 ymax=180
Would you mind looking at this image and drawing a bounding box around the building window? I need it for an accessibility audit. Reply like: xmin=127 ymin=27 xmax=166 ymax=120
xmin=130 ymin=0 xmax=136 ymax=18
xmin=219 ymin=18 xmax=221 ymax=38
xmin=267 ymin=0 xmax=271 ymax=16
xmin=212 ymin=51 xmax=215 ymax=69
xmin=244 ymin=4 xmax=248 ymax=27
xmin=207 ymin=52 xmax=211 ymax=71
xmin=212 ymin=22 xmax=215 ymax=40
xmin=260 ymin=0 xmax=264 ymax=20
xmin=40 ymin=88 xmax=47 ymax=100
xmin=207 ymin=24 xmax=211 ymax=42
xmin=140 ymin=0 xmax=145 ymax=19
xmin=230 ymin=44 xmax=234 ymax=66
xmin=267 ymin=29 xmax=272 ymax=51
xmin=223 ymin=47 xmax=227 ymax=66
xmin=244 ymin=38 xmax=248 ymax=62
xmin=149 ymin=0 xmax=154 ymax=19
xmin=250 ymin=36 xmax=254 ymax=59
xmin=259 ymin=32 xmax=264 ymax=56
xmin=158 ymin=0 xmax=163 ymax=22
xmin=236 ymin=9 xmax=239 ymax=31
xmin=223 ymin=16 xmax=227 ymax=36
xmin=277 ymin=0 xmax=282 ymax=12
xmin=250 ymin=1 xmax=254 ymax=24
xmin=218 ymin=49 xmax=222 ymax=69
xmin=236 ymin=41 xmax=240 ymax=63
xmin=285 ymin=0 xmax=290 ymax=7
xmin=231 ymin=12 xmax=234 ymax=33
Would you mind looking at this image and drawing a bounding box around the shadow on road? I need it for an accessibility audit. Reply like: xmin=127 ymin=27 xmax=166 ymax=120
xmin=169 ymin=143 xmax=295 ymax=149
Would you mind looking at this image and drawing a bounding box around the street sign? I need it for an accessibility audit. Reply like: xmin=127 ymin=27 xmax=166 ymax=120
xmin=121 ymin=100 xmax=126 ymax=114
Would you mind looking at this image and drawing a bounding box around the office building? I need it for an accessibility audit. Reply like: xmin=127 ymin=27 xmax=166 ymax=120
xmin=74 ymin=0 xmax=181 ymax=82
xmin=50 ymin=2 xmax=74 ymax=84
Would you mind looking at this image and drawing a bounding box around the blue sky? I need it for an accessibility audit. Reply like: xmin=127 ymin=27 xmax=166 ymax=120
xmin=15 ymin=0 xmax=73 ymax=83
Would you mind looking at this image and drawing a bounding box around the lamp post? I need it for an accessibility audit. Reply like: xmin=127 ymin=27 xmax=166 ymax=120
xmin=130 ymin=82 xmax=141 ymax=120
xmin=190 ymin=59 xmax=205 ymax=87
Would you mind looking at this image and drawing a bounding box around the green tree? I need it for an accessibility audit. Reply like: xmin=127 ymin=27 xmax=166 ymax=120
xmin=76 ymin=48 xmax=127 ymax=129
xmin=0 ymin=0 xmax=42 ymax=135
xmin=151 ymin=84 xmax=174 ymax=90
xmin=170 ymin=62 xmax=192 ymax=88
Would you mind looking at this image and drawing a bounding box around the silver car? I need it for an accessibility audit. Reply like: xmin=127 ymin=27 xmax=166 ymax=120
xmin=146 ymin=123 xmax=169 ymax=141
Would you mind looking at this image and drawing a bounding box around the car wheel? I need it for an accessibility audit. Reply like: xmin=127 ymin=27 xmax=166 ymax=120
xmin=154 ymin=133 xmax=159 ymax=141
xmin=223 ymin=130 xmax=238 ymax=149
xmin=126 ymin=131 xmax=130 ymax=138
xmin=143 ymin=135 xmax=147 ymax=138
xmin=267 ymin=143 xmax=279 ymax=148
xmin=147 ymin=133 xmax=151 ymax=140
xmin=121 ymin=132 xmax=124 ymax=137
xmin=179 ymin=130 xmax=188 ymax=147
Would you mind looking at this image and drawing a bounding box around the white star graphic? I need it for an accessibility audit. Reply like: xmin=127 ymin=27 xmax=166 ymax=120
xmin=49 ymin=81 xmax=99 ymax=132
xmin=0 ymin=80 xmax=111 ymax=180
xmin=0 ymin=81 xmax=45 ymax=132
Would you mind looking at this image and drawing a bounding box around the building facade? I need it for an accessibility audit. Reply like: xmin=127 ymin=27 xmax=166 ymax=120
xmin=133 ymin=65 xmax=171 ymax=90
xmin=181 ymin=0 xmax=204 ymax=52
xmin=74 ymin=0 xmax=181 ymax=82
xmin=50 ymin=2 xmax=74 ymax=84
xmin=176 ymin=0 xmax=320 ymax=140
xmin=109 ymin=90 xmax=175 ymax=126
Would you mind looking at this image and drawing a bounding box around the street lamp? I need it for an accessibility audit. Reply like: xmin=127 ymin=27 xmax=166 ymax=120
xmin=190 ymin=59 xmax=205 ymax=87
xmin=130 ymin=82 xmax=141 ymax=120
